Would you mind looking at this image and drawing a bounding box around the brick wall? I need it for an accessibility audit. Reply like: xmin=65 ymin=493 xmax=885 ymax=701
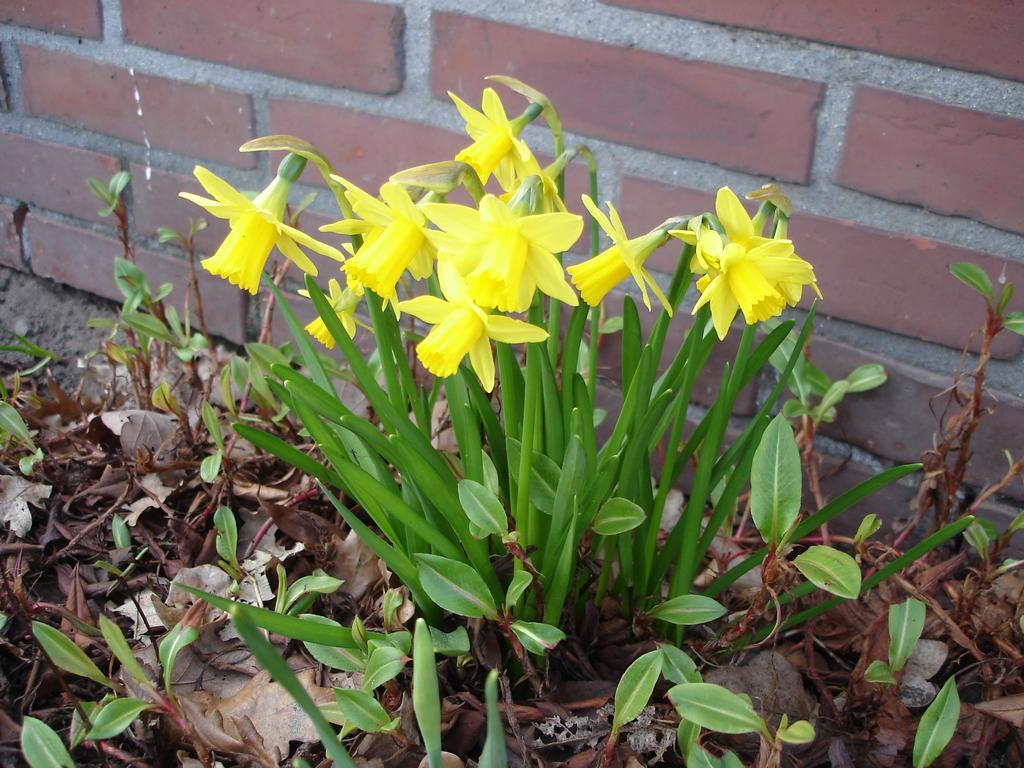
xmin=0 ymin=1 xmax=1022 ymax=529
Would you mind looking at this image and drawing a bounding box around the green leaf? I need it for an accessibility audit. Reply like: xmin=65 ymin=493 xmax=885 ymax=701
xmin=1004 ymin=311 xmax=1024 ymax=336
xmin=85 ymin=697 xmax=151 ymax=741
xmin=362 ymin=645 xmax=406 ymax=691
xmin=458 ymin=479 xmax=508 ymax=538
xmin=658 ymin=643 xmax=701 ymax=685
xmin=865 ymin=660 xmax=897 ymax=685
xmin=913 ymin=676 xmax=960 ymax=768
xmin=32 ymin=622 xmax=109 ymax=686
xmin=505 ymin=569 xmax=533 ymax=613
xmin=479 ymin=669 xmax=507 ymax=768
xmin=648 ymin=594 xmax=727 ymax=626
xmin=776 ymin=718 xmax=815 ymax=744
xmin=592 ymin=497 xmax=646 ymax=535
xmin=201 ymin=401 xmax=224 ymax=451
xmin=949 ymin=262 xmax=993 ymax=305
xmin=794 ymin=546 xmax=862 ymax=599
xmin=111 ymin=515 xmax=131 ymax=549
xmin=412 ymin=619 xmax=443 ymax=767
xmin=0 ymin=402 xmax=34 ymax=447
xmin=750 ymin=414 xmax=802 ymax=548
xmin=158 ymin=621 xmax=198 ymax=694
xmin=200 ymin=451 xmax=222 ymax=483
xmin=335 ymin=692 xmax=397 ymax=736
xmin=228 ymin=603 xmax=357 ymax=768
xmin=301 ymin=615 xmax=366 ymax=672
xmin=510 ymin=621 xmax=566 ymax=654
xmin=888 ymin=598 xmax=926 ymax=673
xmin=428 ymin=626 xmax=470 ymax=657
xmin=612 ymin=650 xmax=663 ymax=731
xmin=506 ymin=437 xmax=561 ymax=513
xmin=668 ymin=683 xmax=767 ymax=736
xmin=854 ymin=514 xmax=882 ymax=546
xmin=416 ymin=554 xmax=498 ymax=620
xmin=98 ymin=616 xmax=149 ymax=687
xmin=20 ymin=717 xmax=74 ymax=768
xmin=285 ymin=571 xmax=344 ymax=613
xmin=212 ymin=506 xmax=238 ymax=568
xmin=845 ymin=364 xmax=887 ymax=393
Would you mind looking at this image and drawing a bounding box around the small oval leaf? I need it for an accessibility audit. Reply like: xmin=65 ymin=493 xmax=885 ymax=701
xmin=913 ymin=676 xmax=960 ymax=768
xmin=458 ymin=479 xmax=508 ymax=538
xmin=668 ymin=683 xmax=767 ymax=736
xmin=20 ymin=717 xmax=74 ymax=768
xmin=794 ymin=545 xmax=862 ymax=599
xmin=612 ymin=650 xmax=663 ymax=731
xmin=888 ymin=598 xmax=926 ymax=674
xmin=85 ymin=698 xmax=151 ymax=741
xmin=32 ymin=622 xmax=109 ymax=686
xmin=648 ymin=594 xmax=727 ymax=626
xmin=510 ymin=621 xmax=566 ymax=655
xmin=417 ymin=554 xmax=497 ymax=619
xmin=750 ymin=414 xmax=802 ymax=548
xmin=592 ymin=497 xmax=646 ymax=535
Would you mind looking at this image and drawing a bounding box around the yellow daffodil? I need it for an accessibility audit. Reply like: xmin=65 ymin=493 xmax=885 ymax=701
xmin=398 ymin=261 xmax=547 ymax=392
xmin=298 ymin=278 xmax=364 ymax=349
xmin=180 ymin=156 xmax=344 ymax=294
xmin=320 ymin=178 xmax=435 ymax=301
xmin=450 ymin=88 xmax=536 ymax=189
xmin=499 ymin=153 xmax=568 ymax=213
xmin=670 ymin=187 xmax=820 ymax=340
xmin=422 ymin=187 xmax=582 ymax=313
xmin=567 ymin=195 xmax=673 ymax=313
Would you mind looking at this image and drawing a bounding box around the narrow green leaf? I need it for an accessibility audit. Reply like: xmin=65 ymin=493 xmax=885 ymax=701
xmin=413 ymin=619 xmax=443 ymax=768
xmin=417 ymin=554 xmax=498 ymax=620
xmin=949 ymin=262 xmax=993 ymax=304
xmin=592 ymin=497 xmax=646 ymax=535
xmin=794 ymin=546 xmax=862 ymax=599
xmin=458 ymin=479 xmax=508 ymax=537
xmin=854 ymin=514 xmax=882 ymax=546
xmin=505 ymin=570 xmax=533 ymax=613
xmin=229 ymin=604 xmax=357 ymax=768
xmin=98 ymin=616 xmax=149 ymax=687
xmin=668 ymin=683 xmax=767 ymax=736
xmin=648 ymin=595 xmax=727 ymax=626
xmin=913 ymin=676 xmax=960 ymax=768
xmin=479 ymin=669 xmax=507 ymax=768
xmin=20 ymin=717 xmax=74 ymax=768
xmin=301 ymin=615 xmax=367 ymax=672
xmin=750 ymin=414 xmax=802 ymax=548
xmin=658 ymin=644 xmax=701 ymax=685
xmin=1004 ymin=311 xmax=1024 ymax=336
xmin=32 ymin=622 xmax=109 ymax=686
xmin=212 ymin=506 xmax=237 ymax=567
xmin=612 ymin=650 xmax=663 ymax=731
xmin=0 ymin=402 xmax=33 ymax=447
xmin=888 ymin=598 xmax=926 ymax=673
xmin=158 ymin=622 xmax=198 ymax=694
xmin=845 ymin=364 xmax=887 ymax=393
xmin=510 ymin=621 xmax=566 ymax=654
xmin=85 ymin=697 xmax=151 ymax=741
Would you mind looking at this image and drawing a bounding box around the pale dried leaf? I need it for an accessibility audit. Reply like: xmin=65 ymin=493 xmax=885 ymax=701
xmin=0 ymin=475 xmax=51 ymax=537
xmin=974 ymin=693 xmax=1024 ymax=728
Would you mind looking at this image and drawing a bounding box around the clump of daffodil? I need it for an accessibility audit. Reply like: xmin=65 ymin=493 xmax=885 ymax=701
xmin=450 ymin=87 xmax=540 ymax=189
xmin=398 ymin=260 xmax=547 ymax=392
xmin=298 ymin=278 xmax=365 ymax=349
xmin=422 ymin=177 xmax=582 ymax=313
xmin=670 ymin=187 xmax=820 ymax=340
xmin=320 ymin=178 xmax=436 ymax=301
xmin=180 ymin=154 xmax=344 ymax=294
xmin=568 ymin=195 xmax=679 ymax=313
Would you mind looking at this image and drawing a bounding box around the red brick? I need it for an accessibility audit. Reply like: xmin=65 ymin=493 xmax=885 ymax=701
xmin=269 ymin=99 xmax=467 ymax=191
xmin=0 ymin=133 xmax=122 ymax=223
xmin=618 ymin=176 xmax=1024 ymax=358
xmin=603 ymin=1 xmax=1024 ymax=84
xmin=0 ymin=0 xmax=102 ymax=38
xmin=122 ymin=0 xmax=403 ymax=94
xmin=130 ymin=164 xmax=228 ymax=254
xmin=431 ymin=13 xmax=823 ymax=183
xmin=812 ymin=337 xmax=1024 ymax=502
xmin=20 ymin=47 xmax=254 ymax=169
xmin=838 ymin=88 xmax=1024 ymax=236
xmin=28 ymin=216 xmax=247 ymax=343
xmin=0 ymin=204 xmax=23 ymax=270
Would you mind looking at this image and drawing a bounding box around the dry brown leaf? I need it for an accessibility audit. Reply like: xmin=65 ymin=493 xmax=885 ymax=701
xmin=331 ymin=528 xmax=383 ymax=601
xmin=99 ymin=409 xmax=178 ymax=457
xmin=974 ymin=693 xmax=1024 ymax=728
xmin=0 ymin=475 xmax=51 ymax=537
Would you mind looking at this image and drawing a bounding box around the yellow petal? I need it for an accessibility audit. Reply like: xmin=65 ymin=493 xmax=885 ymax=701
xmin=279 ymin=222 xmax=346 ymax=262
xmin=396 ymin=295 xmax=457 ymax=325
xmin=527 ymin=246 xmax=578 ymax=306
xmin=581 ymin=194 xmax=614 ymax=239
xmin=422 ymin=202 xmax=488 ymax=242
xmin=518 ymin=212 xmax=584 ymax=254
xmin=484 ymin=315 xmax=549 ymax=344
xmin=178 ymin=192 xmax=236 ymax=220
xmin=468 ymin=337 xmax=496 ymax=392
xmin=715 ymin=187 xmax=754 ymax=243
xmin=275 ymin=235 xmax=318 ymax=276
xmin=448 ymin=90 xmax=491 ymax=138
xmin=192 ymin=165 xmax=253 ymax=210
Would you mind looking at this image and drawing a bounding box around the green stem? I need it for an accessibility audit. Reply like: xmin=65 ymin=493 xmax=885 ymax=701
xmin=516 ymin=346 xmax=542 ymax=547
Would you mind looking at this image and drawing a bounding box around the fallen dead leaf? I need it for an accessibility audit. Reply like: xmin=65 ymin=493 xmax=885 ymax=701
xmin=331 ymin=528 xmax=383 ymax=601
xmin=974 ymin=693 xmax=1024 ymax=728
xmin=99 ymin=409 xmax=179 ymax=457
xmin=0 ymin=474 xmax=51 ymax=537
